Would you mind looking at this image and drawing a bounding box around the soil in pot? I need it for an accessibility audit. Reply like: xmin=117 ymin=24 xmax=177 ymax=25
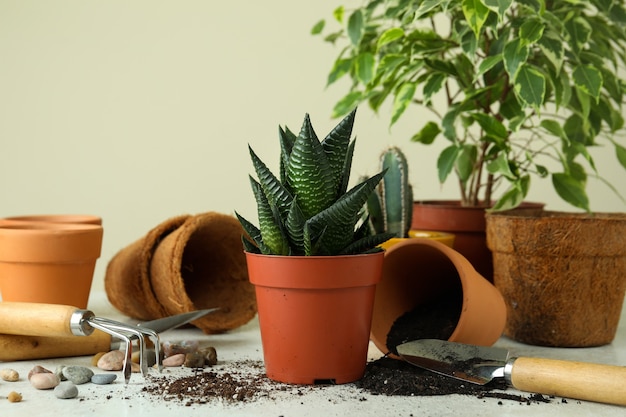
xmin=385 ymin=288 xmax=462 ymax=355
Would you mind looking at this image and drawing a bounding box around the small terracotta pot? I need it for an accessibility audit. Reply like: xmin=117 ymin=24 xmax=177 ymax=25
xmin=487 ymin=210 xmax=626 ymax=347
xmin=246 ymin=251 xmax=384 ymax=384
xmin=0 ymin=214 xmax=102 ymax=226
xmin=0 ymin=222 xmax=103 ymax=308
xmin=370 ymin=238 xmax=506 ymax=357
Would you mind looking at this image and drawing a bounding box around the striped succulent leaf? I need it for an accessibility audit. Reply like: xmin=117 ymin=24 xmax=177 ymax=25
xmin=286 ymin=114 xmax=337 ymax=218
xmin=278 ymin=126 xmax=297 ymax=187
xmin=285 ymin=197 xmax=306 ymax=254
xmin=321 ymin=108 xmax=356 ymax=196
xmin=250 ymin=177 xmax=290 ymax=255
xmin=305 ymin=171 xmax=387 ymax=254
xmin=249 ymin=145 xmax=293 ymax=221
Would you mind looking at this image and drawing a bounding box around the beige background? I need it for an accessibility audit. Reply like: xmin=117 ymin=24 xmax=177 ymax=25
xmin=1 ymin=1 xmax=625 ymax=292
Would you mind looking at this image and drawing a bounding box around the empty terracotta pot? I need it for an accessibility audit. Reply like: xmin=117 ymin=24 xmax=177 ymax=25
xmin=0 ymin=222 xmax=103 ymax=308
xmin=370 ymin=238 xmax=506 ymax=357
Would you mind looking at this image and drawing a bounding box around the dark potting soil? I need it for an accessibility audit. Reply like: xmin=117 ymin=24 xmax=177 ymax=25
xmin=386 ymin=289 xmax=462 ymax=355
xmin=141 ymin=359 xmax=554 ymax=406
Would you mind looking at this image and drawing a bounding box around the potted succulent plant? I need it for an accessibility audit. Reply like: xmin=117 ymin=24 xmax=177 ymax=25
xmin=235 ymin=109 xmax=394 ymax=384
xmin=313 ymin=0 xmax=626 ymax=279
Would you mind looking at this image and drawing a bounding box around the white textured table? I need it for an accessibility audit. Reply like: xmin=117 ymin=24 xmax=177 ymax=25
xmin=1 ymin=291 xmax=625 ymax=417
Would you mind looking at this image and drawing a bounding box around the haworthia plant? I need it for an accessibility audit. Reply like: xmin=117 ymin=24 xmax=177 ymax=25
xmin=236 ymin=109 xmax=395 ymax=256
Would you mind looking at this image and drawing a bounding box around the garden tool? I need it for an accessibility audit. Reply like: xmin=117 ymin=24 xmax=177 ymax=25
xmin=0 ymin=302 xmax=217 ymax=383
xmin=397 ymin=339 xmax=626 ymax=406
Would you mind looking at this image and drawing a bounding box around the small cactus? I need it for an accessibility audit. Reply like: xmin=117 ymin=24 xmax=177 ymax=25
xmin=365 ymin=146 xmax=413 ymax=238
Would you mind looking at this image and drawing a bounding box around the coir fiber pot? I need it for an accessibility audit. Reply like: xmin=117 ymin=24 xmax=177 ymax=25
xmin=370 ymin=238 xmax=506 ymax=357
xmin=486 ymin=210 xmax=626 ymax=347
xmin=246 ymin=251 xmax=384 ymax=385
xmin=149 ymin=212 xmax=257 ymax=333
xmin=106 ymin=212 xmax=256 ymax=333
xmin=0 ymin=222 xmax=103 ymax=308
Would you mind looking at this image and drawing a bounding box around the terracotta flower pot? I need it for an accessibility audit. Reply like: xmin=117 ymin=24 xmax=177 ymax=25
xmin=486 ymin=210 xmax=626 ymax=347
xmin=246 ymin=251 xmax=385 ymax=384
xmin=370 ymin=238 xmax=506 ymax=357
xmin=0 ymin=222 xmax=103 ymax=308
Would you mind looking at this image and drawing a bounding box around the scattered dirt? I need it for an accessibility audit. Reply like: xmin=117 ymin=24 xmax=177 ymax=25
xmin=140 ymin=358 xmax=555 ymax=406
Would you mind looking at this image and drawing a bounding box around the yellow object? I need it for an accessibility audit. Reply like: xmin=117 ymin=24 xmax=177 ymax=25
xmin=379 ymin=230 xmax=455 ymax=250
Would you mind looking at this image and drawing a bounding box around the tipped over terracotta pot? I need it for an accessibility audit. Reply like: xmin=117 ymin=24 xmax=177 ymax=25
xmin=370 ymin=238 xmax=506 ymax=357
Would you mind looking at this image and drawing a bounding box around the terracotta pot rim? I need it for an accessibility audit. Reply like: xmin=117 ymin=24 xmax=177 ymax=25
xmin=0 ymin=223 xmax=102 ymax=232
xmin=2 ymin=214 xmax=102 ymax=225
xmin=414 ymin=200 xmax=493 ymax=210
xmin=245 ymin=251 xmax=384 ymax=290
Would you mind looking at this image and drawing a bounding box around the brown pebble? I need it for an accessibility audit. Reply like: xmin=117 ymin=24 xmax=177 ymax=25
xmin=7 ymin=391 xmax=22 ymax=402
xmin=30 ymin=373 xmax=60 ymax=390
xmin=97 ymin=350 xmax=125 ymax=371
xmin=28 ymin=365 xmax=52 ymax=381
xmin=200 ymin=346 xmax=218 ymax=366
xmin=184 ymin=352 xmax=205 ymax=368
xmin=1 ymin=369 xmax=19 ymax=382
xmin=91 ymin=352 xmax=107 ymax=366
xmin=162 ymin=353 xmax=185 ymax=367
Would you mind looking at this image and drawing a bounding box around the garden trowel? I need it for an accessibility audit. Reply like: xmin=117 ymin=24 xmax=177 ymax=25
xmin=397 ymin=339 xmax=626 ymax=406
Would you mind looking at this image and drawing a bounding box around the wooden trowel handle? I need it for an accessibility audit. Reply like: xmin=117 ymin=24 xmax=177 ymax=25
xmin=509 ymin=356 xmax=626 ymax=406
xmin=0 ymin=302 xmax=84 ymax=337
xmin=0 ymin=330 xmax=112 ymax=361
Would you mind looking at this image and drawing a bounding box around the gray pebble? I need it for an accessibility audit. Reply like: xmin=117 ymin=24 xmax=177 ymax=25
xmin=91 ymin=373 xmax=117 ymax=385
xmin=62 ymin=366 xmax=94 ymax=385
xmin=54 ymin=381 xmax=78 ymax=399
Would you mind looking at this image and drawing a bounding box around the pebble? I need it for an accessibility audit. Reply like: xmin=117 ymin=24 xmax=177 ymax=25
xmin=132 ymin=349 xmax=157 ymax=367
xmin=91 ymin=373 xmax=117 ymax=385
xmin=55 ymin=366 xmax=66 ymax=381
xmin=97 ymin=350 xmax=125 ymax=371
xmin=162 ymin=340 xmax=199 ymax=357
xmin=0 ymin=368 xmax=19 ymax=382
xmin=30 ymin=373 xmax=60 ymax=390
xmin=91 ymin=352 xmax=107 ymax=366
xmin=7 ymin=391 xmax=22 ymax=403
xmin=183 ymin=352 xmax=205 ymax=368
xmin=200 ymin=346 xmax=218 ymax=366
xmin=62 ymin=366 xmax=94 ymax=385
xmin=162 ymin=353 xmax=185 ymax=367
xmin=54 ymin=381 xmax=78 ymax=399
xmin=28 ymin=365 xmax=52 ymax=380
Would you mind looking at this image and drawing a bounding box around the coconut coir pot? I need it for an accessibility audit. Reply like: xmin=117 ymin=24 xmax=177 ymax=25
xmin=105 ymin=212 xmax=256 ymax=333
xmin=486 ymin=210 xmax=626 ymax=347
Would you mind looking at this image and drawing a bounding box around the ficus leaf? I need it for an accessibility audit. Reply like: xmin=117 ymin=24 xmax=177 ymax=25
xmin=552 ymin=173 xmax=590 ymax=212
xmin=514 ymin=65 xmax=545 ymax=110
xmin=437 ymin=145 xmax=460 ymax=183
xmin=391 ymin=82 xmax=416 ymax=126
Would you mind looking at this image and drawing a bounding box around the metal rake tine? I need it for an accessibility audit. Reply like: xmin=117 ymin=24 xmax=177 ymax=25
xmin=87 ymin=319 xmax=133 ymax=384
xmin=91 ymin=317 xmax=150 ymax=376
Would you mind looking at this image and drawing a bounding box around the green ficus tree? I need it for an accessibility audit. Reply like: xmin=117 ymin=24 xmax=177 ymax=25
xmin=313 ymin=0 xmax=626 ymax=211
